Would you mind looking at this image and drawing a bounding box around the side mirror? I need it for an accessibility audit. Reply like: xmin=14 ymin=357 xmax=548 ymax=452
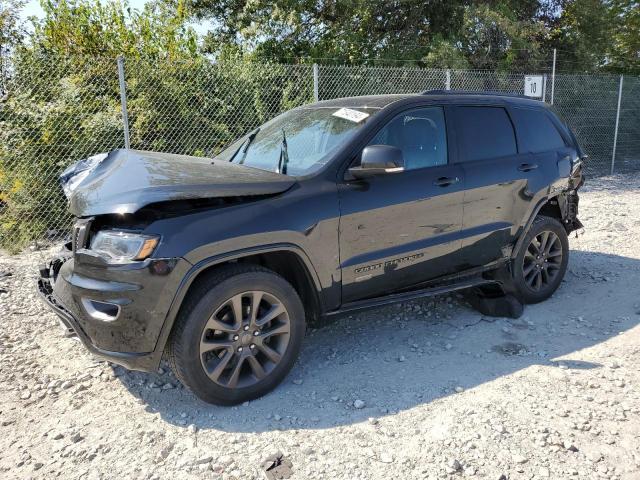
xmin=348 ymin=145 xmax=405 ymax=179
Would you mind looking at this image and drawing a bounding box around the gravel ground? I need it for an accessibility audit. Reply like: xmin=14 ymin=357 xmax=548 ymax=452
xmin=1 ymin=173 xmax=640 ymax=480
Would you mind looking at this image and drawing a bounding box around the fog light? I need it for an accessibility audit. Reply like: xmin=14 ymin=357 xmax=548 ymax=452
xmin=81 ymin=298 xmax=121 ymax=322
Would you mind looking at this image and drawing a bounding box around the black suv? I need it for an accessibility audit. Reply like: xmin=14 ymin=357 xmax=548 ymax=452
xmin=38 ymin=91 xmax=584 ymax=405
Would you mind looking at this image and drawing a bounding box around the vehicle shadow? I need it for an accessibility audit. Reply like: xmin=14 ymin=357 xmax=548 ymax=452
xmin=114 ymin=250 xmax=640 ymax=433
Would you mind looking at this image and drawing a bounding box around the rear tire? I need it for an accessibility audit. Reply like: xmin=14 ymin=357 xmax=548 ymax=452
xmin=166 ymin=264 xmax=305 ymax=405
xmin=510 ymin=215 xmax=569 ymax=304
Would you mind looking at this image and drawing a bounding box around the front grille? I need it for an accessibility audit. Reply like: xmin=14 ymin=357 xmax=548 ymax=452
xmin=71 ymin=219 xmax=92 ymax=253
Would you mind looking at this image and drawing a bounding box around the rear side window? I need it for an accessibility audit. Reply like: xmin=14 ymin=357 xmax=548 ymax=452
xmin=511 ymin=107 xmax=567 ymax=153
xmin=456 ymin=106 xmax=517 ymax=162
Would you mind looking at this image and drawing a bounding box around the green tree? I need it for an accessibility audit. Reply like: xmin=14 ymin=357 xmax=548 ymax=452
xmin=1 ymin=0 xmax=26 ymax=94
xmin=549 ymin=0 xmax=638 ymax=73
xmin=456 ymin=3 xmax=547 ymax=70
xmin=191 ymin=0 xmax=638 ymax=72
xmin=608 ymin=0 xmax=639 ymax=73
xmin=1 ymin=0 xmax=201 ymax=250
xmin=189 ymin=0 xmax=566 ymax=70
xmin=33 ymin=0 xmax=198 ymax=58
xmin=1 ymin=0 xmax=314 ymax=251
xmin=191 ymin=0 xmax=469 ymax=65
xmin=0 ymin=0 xmax=25 ymax=51
xmin=552 ymin=0 xmax=614 ymax=71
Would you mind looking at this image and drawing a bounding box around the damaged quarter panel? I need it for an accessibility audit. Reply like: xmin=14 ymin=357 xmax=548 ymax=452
xmin=508 ymin=110 xmax=585 ymax=259
xmin=519 ymin=107 xmax=585 ymax=234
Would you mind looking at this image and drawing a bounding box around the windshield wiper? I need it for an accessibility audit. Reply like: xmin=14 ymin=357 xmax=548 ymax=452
xmin=227 ymin=127 xmax=260 ymax=164
xmin=277 ymin=129 xmax=290 ymax=175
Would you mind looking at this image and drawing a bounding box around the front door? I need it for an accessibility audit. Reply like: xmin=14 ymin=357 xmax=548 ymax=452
xmin=338 ymin=106 xmax=465 ymax=303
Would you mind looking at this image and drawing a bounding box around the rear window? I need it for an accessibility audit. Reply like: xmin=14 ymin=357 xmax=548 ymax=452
xmin=456 ymin=106 xmax=517 ymax=162
xmin=511 ymin=107 xmax=567 ymax=153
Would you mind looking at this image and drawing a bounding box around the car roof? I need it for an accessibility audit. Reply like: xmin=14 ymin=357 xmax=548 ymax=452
xmin=311 ymin=94 xmax=415 ymax=109
xmin=310 ymin=91 xmax=546 ymax=110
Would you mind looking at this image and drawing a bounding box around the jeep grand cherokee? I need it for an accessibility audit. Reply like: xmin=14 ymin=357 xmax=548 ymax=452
xmin=38 ymin=91 xmax=584 ymax=405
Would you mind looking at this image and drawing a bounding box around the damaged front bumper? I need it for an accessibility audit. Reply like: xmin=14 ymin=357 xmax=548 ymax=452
xmin=37 ymin=275 xmax=156 ymax=370
xmin=37 ymin=245 xmax=191 ymax=372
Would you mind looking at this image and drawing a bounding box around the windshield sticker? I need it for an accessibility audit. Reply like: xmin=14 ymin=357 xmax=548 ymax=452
xmin=332 ymin=108 xmax=370 ymax=123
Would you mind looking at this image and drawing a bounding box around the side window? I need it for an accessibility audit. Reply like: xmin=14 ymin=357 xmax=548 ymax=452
xmin=511 ymin=107 xmax=568 ymax=153
xmin=368 ymin=107 xmax=447 ymax=170
xmin=456 ymin=106 xmax=517 ymax=162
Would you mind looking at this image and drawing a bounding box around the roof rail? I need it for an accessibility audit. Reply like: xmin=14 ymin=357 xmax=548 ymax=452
xmin=421 ymin=89 xmax=528 ymax=99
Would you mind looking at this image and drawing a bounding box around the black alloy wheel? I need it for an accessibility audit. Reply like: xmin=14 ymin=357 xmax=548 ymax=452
xmin=510 ymin=215 xmax=569 ymax=304
xmin=521 ymin=230 xmax=563 ymax=292
xmin=199 ymin=291 xmax=291 ymax=389
xmin=167 ymin=264 xmax=305 ymax=405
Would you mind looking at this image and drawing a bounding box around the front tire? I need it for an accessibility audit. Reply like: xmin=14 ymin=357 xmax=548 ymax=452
xmin=511 ymin=215 xmax=569 ymax=304
xmin=167 ymin=264 xmax=305 ymax=405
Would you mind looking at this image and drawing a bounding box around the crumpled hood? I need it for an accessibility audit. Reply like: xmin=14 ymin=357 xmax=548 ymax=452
xmin=60 ymin=149 xmax=296 ymax=217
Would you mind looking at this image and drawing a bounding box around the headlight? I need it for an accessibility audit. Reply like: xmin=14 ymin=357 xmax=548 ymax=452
xmin=90 ymin=231 xmax=159 ymax=263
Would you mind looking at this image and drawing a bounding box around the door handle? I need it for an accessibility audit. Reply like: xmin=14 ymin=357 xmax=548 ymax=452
xmin=433 ymin=176 xmax=459 ymax=187
xmin=518 ymin=163 xmax=538 ymax=172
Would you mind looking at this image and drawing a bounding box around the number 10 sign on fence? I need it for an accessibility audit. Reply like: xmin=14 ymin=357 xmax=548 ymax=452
xmin=524 ymin=75 xmax=544 ymax=98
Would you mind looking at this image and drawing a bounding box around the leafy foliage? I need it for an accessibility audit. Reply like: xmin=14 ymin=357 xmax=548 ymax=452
xmin=34 ymin=0 xmax=198 ymax=58
xmin=191 ymin=0 xmax=639 ymax=73
xmin=0 ymin=0 xmax=638 ymax=251
xmin=0 ymin=54 xmax=123 ymax=250
xmin=0 ymin=1 xmax=314 ymax=251
xmin=1 ymin=0 xmax=27 ymax=95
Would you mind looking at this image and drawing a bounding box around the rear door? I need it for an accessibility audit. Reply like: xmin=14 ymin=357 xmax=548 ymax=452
xmin=452 ymin=104 xmax=547 ymax=268
xmin=338 ymin=106 xmax=465 ymax=303
xmin=510 ymin=105 xmax=578 ymax=185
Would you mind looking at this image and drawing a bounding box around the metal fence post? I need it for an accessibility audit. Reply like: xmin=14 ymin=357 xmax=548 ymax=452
xmin=117 ymin=56 xmax=131 ymax=149
xmin=611 ymin=74 xmax=624 ymax=175
xmin=313 ymin=63 xmax=319 ymax=102
xmin=445 ymin=69 xmax=451 ymax=90
xmin=550 ymin=48 xmax=556 ymax=105
xmin=542 ymin=74 xmax=547 ymax=103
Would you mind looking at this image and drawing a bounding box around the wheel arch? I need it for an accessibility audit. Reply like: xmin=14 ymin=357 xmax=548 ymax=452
xmin=152 ymin=244 xmax=323 ymax=362
xmin=509 ymin=213 xmax=570 ymax=304
xmin=511 ymin=195 xmax=563 ymax=260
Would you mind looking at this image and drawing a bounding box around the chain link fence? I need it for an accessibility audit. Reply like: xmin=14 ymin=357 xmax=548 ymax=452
xmin=1 ymin=55 xmax=638 ymax=252
xmin=0 ymin=55 xmax=124 ymax=251
xmin=318 ymin=66 xmax=638 ymax=177
xmin=317 ymin=65 xmax=448 ymax=98
xmin=615 ymin=76 xmax=640 ymax=174
xmin=550 ymin=74 xmax=621 ymax=175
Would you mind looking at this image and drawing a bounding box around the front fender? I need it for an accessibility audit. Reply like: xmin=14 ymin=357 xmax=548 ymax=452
xmin=149 ymin=243 xmax=326 ymax=361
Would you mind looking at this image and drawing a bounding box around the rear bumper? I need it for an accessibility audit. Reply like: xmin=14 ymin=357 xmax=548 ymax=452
xmin=37 ymin=249 xmax=191 ymax=372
